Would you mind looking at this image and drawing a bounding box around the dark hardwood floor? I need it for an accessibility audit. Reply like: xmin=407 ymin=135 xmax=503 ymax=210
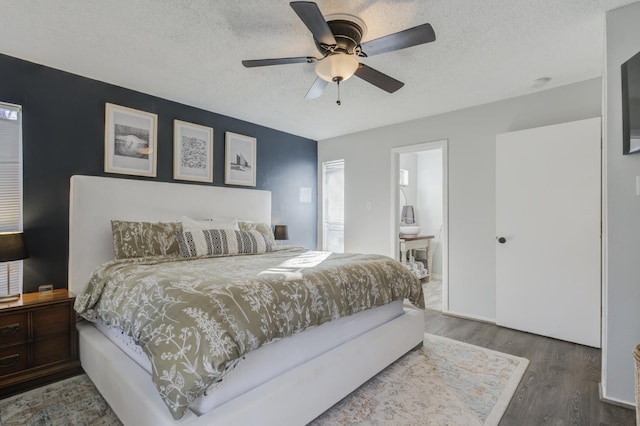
xmin=422 ymin=308 xmax=636 ymax=426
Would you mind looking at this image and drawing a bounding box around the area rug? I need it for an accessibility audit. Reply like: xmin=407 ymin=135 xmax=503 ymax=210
xmin=0 ymin=374 xmax=120 ymax=426
xmin=0 ymin=333 xmax=528 ymax=426
xmin=312 ymin=333 xmax=529 ymax=425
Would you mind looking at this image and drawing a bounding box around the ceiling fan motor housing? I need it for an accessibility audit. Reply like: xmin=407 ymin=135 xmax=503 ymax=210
xmin=315 ymin=19 xmax=364 ymax=55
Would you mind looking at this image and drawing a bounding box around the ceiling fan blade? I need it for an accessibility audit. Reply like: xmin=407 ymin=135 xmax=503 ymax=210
xmin=290 ymin=1 xmax=337 ymax=46
xmin=354 ymin=64 xmax=404 ymax=93
xmin=304 ymin=77 xmax=328 ymax=99
xmin=242 ymin=57 xmax=316 ymax=67
xmin=361 ymin=23 xmax=436 ymax=57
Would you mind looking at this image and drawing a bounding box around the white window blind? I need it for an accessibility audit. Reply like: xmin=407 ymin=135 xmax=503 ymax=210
xmin=322 ymin=159 xmax=344 ymax=253
xmin=0 ymin=102 xmax=23 ymax=297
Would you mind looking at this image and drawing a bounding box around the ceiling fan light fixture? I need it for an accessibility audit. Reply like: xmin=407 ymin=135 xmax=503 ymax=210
xmin=315 ymin=53 xmax=359 ymax=82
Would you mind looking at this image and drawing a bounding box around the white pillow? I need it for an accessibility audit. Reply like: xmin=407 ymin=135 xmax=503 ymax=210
xmin=181 ymin=215 xmax=239 ymax=232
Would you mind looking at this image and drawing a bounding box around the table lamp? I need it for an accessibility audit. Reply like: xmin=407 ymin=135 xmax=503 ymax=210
xmin=401 ymin=205 xmax=415 ymax=225
xmin=274 ymin=225 xmax=289 ymax=245
xmin=0 ymin=231 xmax=28 ymax=303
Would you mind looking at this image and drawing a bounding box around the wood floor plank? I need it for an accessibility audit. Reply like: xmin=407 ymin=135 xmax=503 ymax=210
xmin=422 ymin=308 xmax=636 ymax=425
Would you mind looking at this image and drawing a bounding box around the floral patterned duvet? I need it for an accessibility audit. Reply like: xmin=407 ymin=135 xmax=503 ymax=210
xmin=74 ymin=247 xmax=424 ymax=420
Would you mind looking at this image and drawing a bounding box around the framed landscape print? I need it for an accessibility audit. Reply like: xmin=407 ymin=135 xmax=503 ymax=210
xmin=104 ymin=103 xmax=157 ymax=177
xmin=173 ymin=120 xmax=214 ymax=182
xmin=225 ymin=131 xmax=256 ymax=187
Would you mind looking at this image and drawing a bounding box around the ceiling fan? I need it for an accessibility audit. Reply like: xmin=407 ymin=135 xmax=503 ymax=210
xmin=242 ymin=1 xmax=436 ymax=104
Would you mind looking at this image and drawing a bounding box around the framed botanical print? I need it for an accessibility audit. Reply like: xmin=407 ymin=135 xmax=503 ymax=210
xmin=173 ymin=120 xmax=214 ymax=182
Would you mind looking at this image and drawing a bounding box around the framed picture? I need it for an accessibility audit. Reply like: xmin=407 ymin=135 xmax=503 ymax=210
xmin=104 ymin=103 xmax=157 ymax=177
xmin=173 ymin=120 xmax=214 ymax=182
xmin=225 ymin=131 xmax=256 ymax=187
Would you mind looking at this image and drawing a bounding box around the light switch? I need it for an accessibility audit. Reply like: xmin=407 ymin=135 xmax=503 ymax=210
xmin=299 ymin=187 xmax=312 ymax=203
xmin=366 ymin=201 xmax=372 ymax=210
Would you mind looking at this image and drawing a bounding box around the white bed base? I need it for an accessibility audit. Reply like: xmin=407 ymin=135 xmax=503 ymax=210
xmin=68 ymin=175 xmax=424 ymax=425
xmin=78 ymin=309 xmax=423 ymax=425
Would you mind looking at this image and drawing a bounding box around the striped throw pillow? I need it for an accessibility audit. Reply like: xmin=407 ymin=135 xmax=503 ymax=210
xmin=176 ymin=229 xmax=272 ymax=258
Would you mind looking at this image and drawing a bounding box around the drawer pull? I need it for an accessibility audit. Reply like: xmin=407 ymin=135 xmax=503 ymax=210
xmin=0 ymin=354 xmax=20 ymax=368
xmin=0 ymin=323 xmax=19 ymax=337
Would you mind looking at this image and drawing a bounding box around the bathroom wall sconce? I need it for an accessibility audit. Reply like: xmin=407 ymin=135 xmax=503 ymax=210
xmin=399 ymin=169 xmax=409 ymax=186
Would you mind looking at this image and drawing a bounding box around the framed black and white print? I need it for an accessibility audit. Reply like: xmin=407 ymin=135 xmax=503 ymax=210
xmin=104 ymin=103 xmax=157 ymax=177
xmin=173 ymin=120 xmax=214 ymax=182
xmin=225 ymin=132 xmax=256 ymax=187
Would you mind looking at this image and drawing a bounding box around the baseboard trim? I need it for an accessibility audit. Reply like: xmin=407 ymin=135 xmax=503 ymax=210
xmin=442 ymin=309 xmax=496 ymax=325
xmin=599 ymin=383 xmax=636 ymax=409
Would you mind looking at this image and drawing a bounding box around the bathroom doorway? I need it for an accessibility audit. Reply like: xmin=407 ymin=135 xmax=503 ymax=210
xmin=391 ymin=140 xmax=447 ymax=312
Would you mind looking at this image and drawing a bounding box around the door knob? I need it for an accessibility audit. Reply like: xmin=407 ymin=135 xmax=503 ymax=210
xmin=497 ymin=237 xmax=506 ymax=244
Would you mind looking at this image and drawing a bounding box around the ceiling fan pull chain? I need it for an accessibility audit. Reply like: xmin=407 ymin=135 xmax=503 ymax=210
xmin=336 ymin=78 xmax=341 ymax=106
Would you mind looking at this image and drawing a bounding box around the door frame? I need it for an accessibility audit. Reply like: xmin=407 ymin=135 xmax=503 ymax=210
xmin=390 ymin=140 xmax=448 ymax=311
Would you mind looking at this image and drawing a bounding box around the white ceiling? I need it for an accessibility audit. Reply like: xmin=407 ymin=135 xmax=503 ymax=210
xmin=1 ymin=0 xmax=637 ymax=140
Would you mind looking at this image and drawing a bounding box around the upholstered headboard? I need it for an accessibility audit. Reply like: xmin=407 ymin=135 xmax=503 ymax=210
xmin=68 ymin=175 xmax=271 ymax=294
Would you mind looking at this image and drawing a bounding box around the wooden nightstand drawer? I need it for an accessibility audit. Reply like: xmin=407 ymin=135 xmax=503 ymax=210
xmin=0 ymin=344 xmax=28 ymax=376
xmin=0 ymin=313 xmax=28 ymax=345
xmin=33 ymin=335 xmax=71 ymax=366
xmin=0 ymin=290 xmax=81 ymax=398
xmin=32 ymin=304 xmax=70 ymax=339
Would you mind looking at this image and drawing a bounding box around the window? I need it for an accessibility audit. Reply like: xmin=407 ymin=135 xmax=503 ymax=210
xmin=322 ymin=159 xmax=344 ymax=252
xmin=0 ymin=102 xmax=23 ymax=297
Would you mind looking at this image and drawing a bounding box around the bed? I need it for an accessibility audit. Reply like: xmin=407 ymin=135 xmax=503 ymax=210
xmin=68 ymin=175 xmax=425 ymax=425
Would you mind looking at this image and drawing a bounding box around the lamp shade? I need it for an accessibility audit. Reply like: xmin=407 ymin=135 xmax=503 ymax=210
xmin=0 ymin=232 xmax=28 ymax=262
xmin=274 ymin=225 xmax=289 ymax=241
xmin=401 ymin=205 xmax=415 ymax=225
xmin=315 ymin=53 xmax=359 ymax=82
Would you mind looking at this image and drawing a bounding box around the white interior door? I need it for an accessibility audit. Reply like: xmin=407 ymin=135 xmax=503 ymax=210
xmin=496 ymin=117 xmax=601 ymax=347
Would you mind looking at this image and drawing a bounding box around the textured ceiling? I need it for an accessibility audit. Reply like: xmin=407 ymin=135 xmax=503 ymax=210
xmin=0 ymin=0 xmax=637 ymax=140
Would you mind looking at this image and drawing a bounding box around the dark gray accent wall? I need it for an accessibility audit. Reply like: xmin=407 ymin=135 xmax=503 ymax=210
xmin=0 ymin=53 xmax=317 ymax=293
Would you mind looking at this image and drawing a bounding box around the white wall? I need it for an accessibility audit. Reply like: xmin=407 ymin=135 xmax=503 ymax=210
xmin=603 ymin=1 xmax=640 ymax=406
xmin=318 ymin=78 xmax=601 ymax=320
xmin=416 ymin=150 xmax=443 ymax=276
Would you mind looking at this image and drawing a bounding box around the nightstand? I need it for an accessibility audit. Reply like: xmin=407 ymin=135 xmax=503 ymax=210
xmin=0 ymin=289 xmax=81 ymax=398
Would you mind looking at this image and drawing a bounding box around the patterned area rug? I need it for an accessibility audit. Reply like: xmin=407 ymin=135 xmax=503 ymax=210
xmin=0 ymin=334 xmax=528 ymax=426
xmin=312 ymin=333 xmax=529 ymax=425
xmin=0 ymin=374 xmax=120 ymax=426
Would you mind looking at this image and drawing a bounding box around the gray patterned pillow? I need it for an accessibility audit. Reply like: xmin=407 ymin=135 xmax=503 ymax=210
xmin=111 ymin=220 xmax=183 ymax=259
xmin=238 ymin=221 xmax=276 ymax=247
xmin=176 ymin=229 xmax=271 ymax=258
